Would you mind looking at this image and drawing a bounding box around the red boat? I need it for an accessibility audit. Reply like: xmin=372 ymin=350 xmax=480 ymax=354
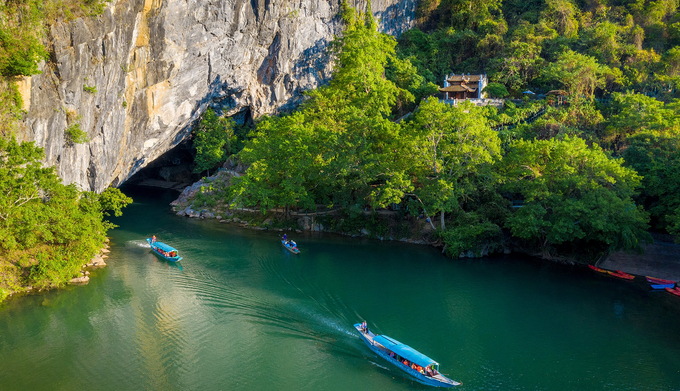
xmin=588 ymin=265 xmax=608 ymax=274
xmin=646 ymin=276 xmax=676 ymax=285
xmin=607 ymin=270 xmax=635 ymax=280
xmin=666 ymin=287 xmax=680 ymax=297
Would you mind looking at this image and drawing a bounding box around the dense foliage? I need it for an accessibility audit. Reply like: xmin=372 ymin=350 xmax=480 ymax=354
xmin=400 ymin=0 xmax=680 ymax=100
xmin=178 ymin=2 xmax=670 ymax=262
xmin=0 ymin=137 xmax=131 ymax=301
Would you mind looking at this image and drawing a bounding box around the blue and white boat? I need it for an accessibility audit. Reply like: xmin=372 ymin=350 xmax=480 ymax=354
xmin=146 ymin=238 xmax=182 ymax=262
xmin=281 ymin=238 xmax=300 ymax=254
xmin=354 ymin=323 xmax=461 ymax=387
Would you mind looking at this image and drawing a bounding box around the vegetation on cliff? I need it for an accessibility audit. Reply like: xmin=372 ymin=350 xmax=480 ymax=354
xmin=0 ymin=0 xmax=109 ymax=136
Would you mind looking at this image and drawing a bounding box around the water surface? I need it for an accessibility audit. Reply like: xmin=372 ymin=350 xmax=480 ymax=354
xmin=1 ymin=187 xmax=679 ymax=390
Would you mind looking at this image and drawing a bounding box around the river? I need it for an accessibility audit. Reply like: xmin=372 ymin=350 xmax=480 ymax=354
xmin=1 ymin=186 xmax=679 ymax=390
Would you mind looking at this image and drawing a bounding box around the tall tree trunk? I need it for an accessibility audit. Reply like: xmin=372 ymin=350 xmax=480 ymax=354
xmin=440 ymin=210 xmax=446 ymax=230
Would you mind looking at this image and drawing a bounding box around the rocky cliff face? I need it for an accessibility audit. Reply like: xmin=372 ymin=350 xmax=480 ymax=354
xmin=17 ymin=0 xmax=416 ymax=192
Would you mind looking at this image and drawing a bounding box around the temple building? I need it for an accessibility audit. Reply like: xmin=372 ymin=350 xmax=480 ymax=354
xmin=439 ymin=73 xmax=488 ymax=100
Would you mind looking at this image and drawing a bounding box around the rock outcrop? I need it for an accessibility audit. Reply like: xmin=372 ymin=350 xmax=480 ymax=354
xmin=18 ymin=0 xmax=416 ymax=192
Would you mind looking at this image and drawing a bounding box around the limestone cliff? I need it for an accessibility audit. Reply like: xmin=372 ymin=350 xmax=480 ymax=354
xmin=17 ymin=0 xmax=415 ymax=192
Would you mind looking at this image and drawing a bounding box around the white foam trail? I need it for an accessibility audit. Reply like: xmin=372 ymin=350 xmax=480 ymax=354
xmin=128 ymin=240 xmax=151 ymax=248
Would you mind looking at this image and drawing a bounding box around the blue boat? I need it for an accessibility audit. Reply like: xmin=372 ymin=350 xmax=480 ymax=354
xmin=650 ymin=283 xmax=675 ymax=290
xmin=354 ymin=323 xmax=461 ymax=387
xmin=281 ymin=238 xmax=300 ymax=254
xmin=146 ymin=238 xmax=182 ymax=262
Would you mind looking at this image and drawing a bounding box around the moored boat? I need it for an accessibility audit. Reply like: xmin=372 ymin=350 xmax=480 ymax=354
xmin=588 ymin=265 xmax=608 ymax=274
xmin=650 ymin=283 xmax=675 ymax=290
xmin=146 ymin=238 xmax=182 ymax=262
xmin=607 ymin=270 xmax=635 ymax=280
xmin=281 ymin=238 xmax=300 ymax=254
xmin=646 ymin=276 xmax=676 ymax=285
xmin=666 ymin=287 xmax=680 ymax=297
xmin=354 ymin=323 xmax=461 ymax=387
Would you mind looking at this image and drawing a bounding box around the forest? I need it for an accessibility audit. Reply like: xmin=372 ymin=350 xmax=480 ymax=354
xmin=190 ymin=0 xmax=680 ymax=262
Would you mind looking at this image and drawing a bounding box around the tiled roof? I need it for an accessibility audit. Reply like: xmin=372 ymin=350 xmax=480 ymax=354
xmin=447 ymin=75 xmax=482 ymax=82
xmin=440 ymin=85 xmax=477 ymax=92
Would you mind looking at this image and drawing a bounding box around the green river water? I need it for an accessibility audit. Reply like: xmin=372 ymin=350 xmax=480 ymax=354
xmin=1 ymin=186 xmax=679 ymax=391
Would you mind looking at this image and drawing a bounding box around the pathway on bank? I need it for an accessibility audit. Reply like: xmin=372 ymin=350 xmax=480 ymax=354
xmin=600 ymin=235 xmax=680 ymax=281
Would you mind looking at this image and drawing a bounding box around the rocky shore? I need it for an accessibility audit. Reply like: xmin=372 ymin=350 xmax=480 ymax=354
xmin=68 ymin=240 xmax=110 ymax=285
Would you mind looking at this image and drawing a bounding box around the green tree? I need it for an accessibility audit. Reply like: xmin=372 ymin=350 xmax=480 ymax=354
xmin=500 ymin=136 xmax=650 ymax=258
xmin=408 ymin=98 xmax=501 ymax=229
xmin=193 ymin=109 xmax=234 ymax=175
xmin=543 ymin=50 xmax=610 ymax=101
xmin=483 ymin=82 xmax=509 ymax=98
xmin=0 ymin=136 xmax=130 ymax=296
xmin=623 ymin=129 xmax=680 ymax=238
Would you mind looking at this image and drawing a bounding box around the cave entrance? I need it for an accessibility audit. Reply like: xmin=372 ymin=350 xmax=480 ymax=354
xmin=125 ymin=141 xmax=200 ymax=192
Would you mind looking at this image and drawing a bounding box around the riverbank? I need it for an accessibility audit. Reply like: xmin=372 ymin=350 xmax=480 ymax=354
xmin=599 ymin=234 xmax=680 ymax=281
xmin=167 ymin=171 xmax=680 ymax=280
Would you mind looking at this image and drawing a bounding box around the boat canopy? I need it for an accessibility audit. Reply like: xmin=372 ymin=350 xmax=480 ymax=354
xmin=152 ymin=241 xmax=178 ymax=253
xmin=373 ymin=335 xmax=438 ymax=368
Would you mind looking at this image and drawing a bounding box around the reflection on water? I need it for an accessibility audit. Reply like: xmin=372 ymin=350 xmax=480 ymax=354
xmin=0 ymin=186 xmax=679 ymax=391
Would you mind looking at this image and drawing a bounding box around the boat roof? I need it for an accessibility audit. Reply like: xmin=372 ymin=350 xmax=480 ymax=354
xmin=152 ymin=241 xmax=178 ymax=253
xmin=373 ymin=335 xmax=438 ymax=368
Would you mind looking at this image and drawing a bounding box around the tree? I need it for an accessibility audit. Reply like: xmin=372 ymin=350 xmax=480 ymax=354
xmin=0 ymin=136 xmax=131 ymax=294
xmin=500 ymin=136 xmax=650 ymax=258
xmin=231 ymin=2 xmax=415 ymax=212
xmin=540 ymin=0 xmax=579 ymax=39
xmin=623 ymin=129 xmax=680 ymax=238
xmin=193 ymin=109 xmax=234 ymax=175
xmin=605 ymin=92 xmax=677 ymax=142
xmin=543 ymin=50 xmax=610 ymax=101
xmin=483 ymin=82 xmax=509 ymax=98
xmin=408 ymin=98 xmax=501 ymax=229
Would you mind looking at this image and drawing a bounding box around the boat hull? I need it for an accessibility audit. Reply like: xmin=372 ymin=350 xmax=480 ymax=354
xmin=666 ymin=287 xmax=680 ymax=297
xmin=281 ymin=239 xmax=300 ymax=254
xmin=147 ymin=239 xmax=182 ymax=262
xmin=607 ymin=270 xmax=635 ymax=280
xmin=646 ymin=276 xmax=676 ymax=285
xmin=354 ymin=324 xmax=460 ymax=387
xmin=650 ymin=283 xmax=675 ymax=290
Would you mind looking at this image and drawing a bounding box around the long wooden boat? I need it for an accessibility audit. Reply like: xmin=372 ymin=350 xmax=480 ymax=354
xmin=665 ymin=287 xmax=680 ymax=297
xmin=146 ymin=238 xmax=182 ymax=262
xmin=281 ymin=238 xmax=300 ymax=254
xmin=354 ymin=323 xmax=461 ymax=388
xmin=607 ymin=270 xmax=635 ymax=280
xmin=588 ymin=265 xmax=608 ymax=274
xmin=646 ymin=276 xmax=676 ymax=285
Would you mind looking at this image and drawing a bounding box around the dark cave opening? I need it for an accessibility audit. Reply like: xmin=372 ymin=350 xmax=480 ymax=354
xmin=125 ymin=141 xmax=200 ymax=191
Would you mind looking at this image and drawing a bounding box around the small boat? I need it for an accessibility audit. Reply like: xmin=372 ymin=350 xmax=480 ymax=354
xmin=588 ymin=265 xmax=608 ymax=274
xmin=354 ymin=323 xmax=461 ymax=388
xmin=607 ymin=270 xmax=635 ymax=280
xmin=146 ymin=238 xmax=182 ymax=262
xmin=646 ymin=276 xmax=676 ymax=285
xmin=281 ymin=238 xmax=300 ymax=254
xmin=650 ymin=283 xmax=675 ymax=290
xmin=665 ymin=287 xmax=680 ymax=297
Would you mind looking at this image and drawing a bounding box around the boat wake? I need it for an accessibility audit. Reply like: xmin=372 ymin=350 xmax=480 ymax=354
xmin=128 ymin=240 xmax=151 ymax=248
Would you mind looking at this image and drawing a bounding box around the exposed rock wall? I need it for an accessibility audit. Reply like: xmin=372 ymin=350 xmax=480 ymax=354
xmin=17 ymin=0 xmax=416 ymax=192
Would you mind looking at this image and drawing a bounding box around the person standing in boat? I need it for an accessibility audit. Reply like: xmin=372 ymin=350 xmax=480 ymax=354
xmin=151 ymin=235 xmax=156 ymax=244
xmin=361 ymin=321 xmax=368 ymax=333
